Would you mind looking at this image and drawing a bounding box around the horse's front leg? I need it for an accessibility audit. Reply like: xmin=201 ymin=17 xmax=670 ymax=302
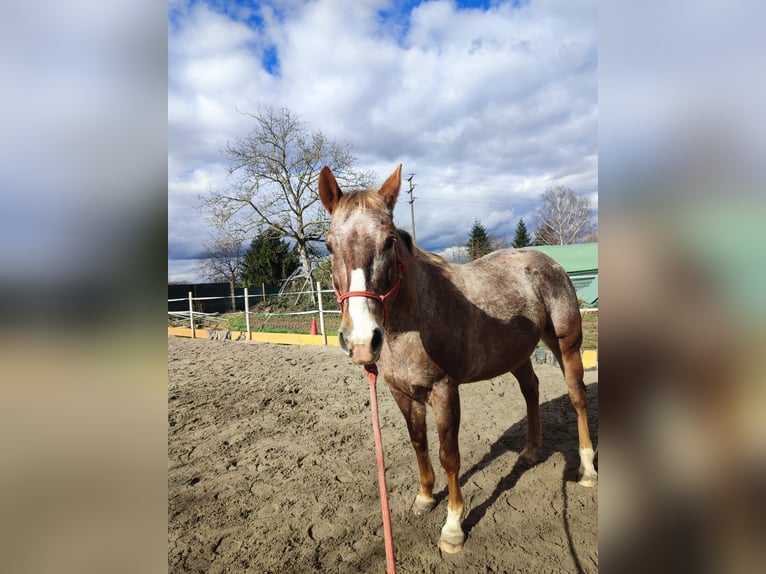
xmin=430 ymin=380 xmax=465 ymax=554
xmin=388 ymin=388 xmax=437 ymax=514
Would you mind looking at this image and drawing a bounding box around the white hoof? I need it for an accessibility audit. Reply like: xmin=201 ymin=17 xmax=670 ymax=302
xmin=578 ymin=447 xmax=597 ymax=487
xmin=438 ymin=535 xmax=464 ymax=554
xmin=578 ymin=470 xmax=598 ymax=487
xmin=438 ymin=506 xmax=465 ymax=553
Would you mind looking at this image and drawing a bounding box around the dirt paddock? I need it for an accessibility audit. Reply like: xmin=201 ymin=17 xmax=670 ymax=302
xmin=168 ymin=337 xmax=598 ymax=573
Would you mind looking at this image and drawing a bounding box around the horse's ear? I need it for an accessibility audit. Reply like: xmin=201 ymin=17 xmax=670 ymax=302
xmin=318 ymin=166 xmax=343 ymax=214
xmin=378 ymin=164 xmax=402 ymax=211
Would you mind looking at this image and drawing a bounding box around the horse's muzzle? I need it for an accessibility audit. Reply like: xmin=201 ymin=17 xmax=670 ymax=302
xmin=338 ymin=327 xmax=384 ymax=365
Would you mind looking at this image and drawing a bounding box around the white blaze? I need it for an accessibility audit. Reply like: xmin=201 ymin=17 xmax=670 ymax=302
xmin=347 ymin=268 xmax=380 ymax=342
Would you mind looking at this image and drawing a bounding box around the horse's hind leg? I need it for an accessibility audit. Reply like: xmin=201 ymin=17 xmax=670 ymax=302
xmin=388 ymin=388 xmax=437 ymax=514
xmin=543 ymin=328 xmax=598 ymax=487
xmin=511 ymin=358 xmax=542 ymax=464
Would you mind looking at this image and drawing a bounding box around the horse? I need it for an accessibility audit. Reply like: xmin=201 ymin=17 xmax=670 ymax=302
xmin=318 ymin=164 xmax=598 ymax=554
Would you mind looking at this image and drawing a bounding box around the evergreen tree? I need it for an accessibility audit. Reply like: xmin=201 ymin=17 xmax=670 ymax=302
xmin=240 ymin=228 xmax=299 ymax=287
xmin=512 ymin=218 xmax=532 ymax=248
xmin=466 ymin=220 xmax=492 ymax=261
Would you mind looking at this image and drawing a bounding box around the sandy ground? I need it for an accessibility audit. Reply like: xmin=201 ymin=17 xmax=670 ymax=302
xmin=168 ymin=336 xmax=598 ymax=573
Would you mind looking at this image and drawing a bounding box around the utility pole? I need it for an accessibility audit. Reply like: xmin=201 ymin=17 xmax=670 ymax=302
xmin=406 ymin=173 xmax=416 ymax=243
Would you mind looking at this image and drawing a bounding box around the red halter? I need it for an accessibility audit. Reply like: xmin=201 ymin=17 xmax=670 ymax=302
xmin=333 ymin=244 xmax=417 ymax=326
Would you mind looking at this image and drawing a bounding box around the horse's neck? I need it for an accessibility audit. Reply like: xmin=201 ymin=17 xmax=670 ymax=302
xmin=390 ymin=250 xmax=453 ymax=328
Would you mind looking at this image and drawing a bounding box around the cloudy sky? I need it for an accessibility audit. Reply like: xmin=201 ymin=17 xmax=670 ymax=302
xmin=168 ymin=0 xmax=597 ymax=282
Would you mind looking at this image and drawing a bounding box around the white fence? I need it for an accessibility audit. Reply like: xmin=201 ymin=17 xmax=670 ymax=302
xmin=169 ymin=281 xmax=597 ymax=345
xmin=168 ymin=282 xmax=339 ymax=343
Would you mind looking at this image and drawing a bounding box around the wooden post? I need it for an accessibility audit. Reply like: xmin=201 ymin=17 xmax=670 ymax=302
xmin=317 ymin=282 xmax=327 ymax=345
xmin=261 ymin=282 xmax=266 ymax=302
xmin=188 ymin=291 xmax=195 ymax=339
xmin=244 ymin=287 xmax=251 ymax=340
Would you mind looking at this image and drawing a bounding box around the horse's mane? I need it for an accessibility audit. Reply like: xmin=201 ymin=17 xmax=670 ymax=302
xmin=396 ymin=228 xmax=414 ymax=252
xmin=334 ymin=190 xmax=388 ymax=215
xmin=396 ymin=228 xmax=448 ymax=265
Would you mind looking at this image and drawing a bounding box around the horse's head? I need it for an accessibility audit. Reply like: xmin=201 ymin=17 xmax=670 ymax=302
xmin=318 ymin=164 xmax=406 ymax=365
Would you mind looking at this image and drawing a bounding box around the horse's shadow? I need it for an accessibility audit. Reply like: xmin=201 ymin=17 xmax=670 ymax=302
xmin=433 ymin=380 xmax=598 ymax=564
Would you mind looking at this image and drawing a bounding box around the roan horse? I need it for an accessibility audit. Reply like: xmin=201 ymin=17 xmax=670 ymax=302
xmin=319 ymin=164 xmax=597 ymax=554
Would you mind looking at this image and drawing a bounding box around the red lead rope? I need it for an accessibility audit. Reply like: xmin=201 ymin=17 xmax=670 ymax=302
xmin=364 ymin=363 xmax=397 ymax=574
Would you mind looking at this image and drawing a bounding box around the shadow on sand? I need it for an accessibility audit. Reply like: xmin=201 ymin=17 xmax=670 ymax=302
xmin=433 ymin=380 xmax=598 ymax=572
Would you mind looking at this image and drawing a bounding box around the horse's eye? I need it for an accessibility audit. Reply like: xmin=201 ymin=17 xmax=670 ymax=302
xmin=383 ymin=236 xmax=395 ymax=251
xmin=325 ymin=241 xmax=334 ymax=254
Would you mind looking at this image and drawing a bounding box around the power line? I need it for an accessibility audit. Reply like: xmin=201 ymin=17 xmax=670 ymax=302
xmin=416 ymin=197 xmax=536 ymax=209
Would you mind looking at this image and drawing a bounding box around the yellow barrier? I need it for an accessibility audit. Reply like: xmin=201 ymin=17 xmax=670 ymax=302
xmin=169 ymin=327 xmax=595 ymax=367
xmin=168 ymin=327 xmax=339 ymax=347
xmin=582 ymin=349 xmax=598 ymax=369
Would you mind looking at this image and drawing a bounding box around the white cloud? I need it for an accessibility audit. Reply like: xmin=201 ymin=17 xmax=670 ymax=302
xmin=168 ymin=163 xmax=231 ymax=260
xmin=168 ymin=0 xmax=597 ymax=280
xmin=168 ymin=258 xmax=208 ymax=284
xmin=168 ymin=2 xmax=275 ymax=173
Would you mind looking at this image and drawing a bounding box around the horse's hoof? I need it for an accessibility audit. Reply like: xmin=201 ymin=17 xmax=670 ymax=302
xmin=412 ymin=495 xmax=436 ymax=515
xmin=519 ymin=447 xmax=538 ymax=465
xmin=578 ymin=471 xmax=598 ymax=488
xmin=439 ymin=508 xmax=466 ymax=553
xmin=438 ymin=536 xmax=464 ymax=554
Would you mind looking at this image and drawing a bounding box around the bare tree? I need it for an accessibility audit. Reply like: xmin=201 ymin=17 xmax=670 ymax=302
xmin=195 ymin=227 xmax=246 ymax=311
xmin=489 ymin=232 xmax=510 ymax=252
xmin=534 ymin=184 xmax=595 ymax=245
xmin=199 ymin=106 xmax=375 ymax=276
xmin=533 ymin=222 xmax=556 ymax=246
xmin=441 ymin=234 xmax=469 ymax=263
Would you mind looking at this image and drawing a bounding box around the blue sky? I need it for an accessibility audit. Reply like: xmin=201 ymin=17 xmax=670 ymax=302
xmin=168 ymin=0 xmax=597 ymax=282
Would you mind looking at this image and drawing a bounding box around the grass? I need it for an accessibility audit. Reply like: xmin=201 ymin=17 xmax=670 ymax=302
xmin=214 ymin=312 xmax=341 ymax=336
xmin=580 ymin=311 xmax=598 ymax=350
xmin=224 ymin=312 xmax=247 ymax=332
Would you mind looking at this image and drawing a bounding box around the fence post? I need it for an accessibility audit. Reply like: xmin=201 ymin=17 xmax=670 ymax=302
xmin=188 ymin=291 xmax=195 ymax=339
xmin=261 ymin=282 xmax=266 ymax=302
xmin=244 ymin=287 xmax=251 ymax=340
xmin=317 ymin=282 xmax=327 ymax=345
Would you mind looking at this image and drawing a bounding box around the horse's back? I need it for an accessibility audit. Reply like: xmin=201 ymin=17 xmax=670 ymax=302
xmin=458 ymin=248 xmax=578 ymax=309
xmin=461 ymin=248 xmax=582 ymax=339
